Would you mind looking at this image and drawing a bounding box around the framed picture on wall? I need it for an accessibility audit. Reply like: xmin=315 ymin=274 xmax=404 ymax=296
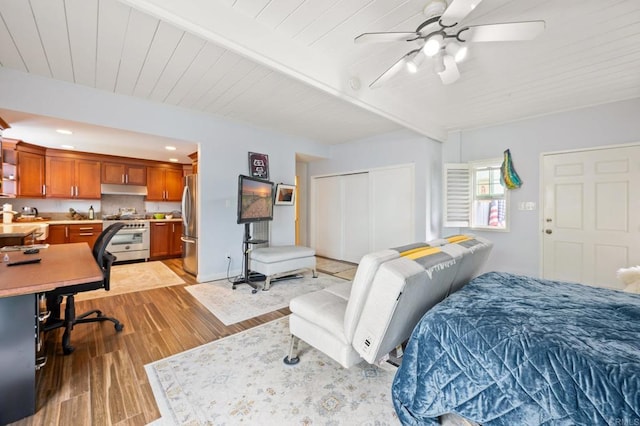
xmin=274 ymin=183 xmax=295 ymax=205
xmin=248 ymin=152 xmax=269 ymax=180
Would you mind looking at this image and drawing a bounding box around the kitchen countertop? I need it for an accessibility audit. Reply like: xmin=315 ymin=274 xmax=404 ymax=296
xmin=12 ymin=218 xmax=182 ymax=225
xmin=44 ymin=220 xmax=103 ymax=225
xmin=0 ymin=223 xmax=42 ymax=237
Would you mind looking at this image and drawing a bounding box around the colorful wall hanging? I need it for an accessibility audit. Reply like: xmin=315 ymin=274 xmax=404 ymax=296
xmin=500 ymin=149 xmax=522 ymax=189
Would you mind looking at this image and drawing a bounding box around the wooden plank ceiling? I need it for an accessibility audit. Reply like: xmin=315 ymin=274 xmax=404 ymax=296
xmin=0 ymin=0 xmax=639 ymax=150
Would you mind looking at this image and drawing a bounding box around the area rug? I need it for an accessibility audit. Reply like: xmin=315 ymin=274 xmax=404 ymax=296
xmin=74 ymin=261 xmax=185 ymax=301
xmin=186 ymin=272 xmax=348 ymax=325
xmin=145 ymin=317 xmax=398 ymax=425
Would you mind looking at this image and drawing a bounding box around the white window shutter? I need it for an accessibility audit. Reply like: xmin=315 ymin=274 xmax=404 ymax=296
xmin=443 ymin=163 xmax=470 ymax=227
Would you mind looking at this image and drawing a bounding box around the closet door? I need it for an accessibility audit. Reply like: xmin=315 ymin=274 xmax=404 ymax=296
xmin=342 ymin=173 xmax=369 ymax=263
xmin=370 ymin=165 xmax=415 ymax=250
xmin=311 ymin=165 xmax=414 ymax=263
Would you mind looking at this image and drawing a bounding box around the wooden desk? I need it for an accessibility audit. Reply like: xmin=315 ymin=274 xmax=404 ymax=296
xmin=0 ymin=243 xmax=102 ymax=425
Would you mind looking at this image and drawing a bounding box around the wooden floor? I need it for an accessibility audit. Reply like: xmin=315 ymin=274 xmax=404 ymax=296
xmin=11 ymin=259 xmax=290 ymax=426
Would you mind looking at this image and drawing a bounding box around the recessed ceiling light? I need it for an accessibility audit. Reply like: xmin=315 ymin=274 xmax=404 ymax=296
xmin=56 ymin=129 xmax=73 ymax=135
xmin=165 ymin=146 xmax=176 ymax=151
xmin=169 ymin=158 xmax=178 ymax=162
xmin=61 ymin=145 xmax=75 ymax=149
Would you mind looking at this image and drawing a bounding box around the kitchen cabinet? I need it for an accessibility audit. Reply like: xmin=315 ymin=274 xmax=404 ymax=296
xmin=1 ymin=137 xmax=17 ymax=197
xmin=102 ymin=162 xmax=146 ymax=185
xmin=46 ymin=223 xmax=101 ymax=247
xmin=188 ymin=151 xmax=198 ymax=174
xmin=147 ymin=166 xmax=183 ymax=201
xmin=150 ymin=221 xmax=182 ymax=259
xmin=17 ymin=143 xmax=46 ymax=198
xmin=45 ymin=156 xmax=101 ymax=199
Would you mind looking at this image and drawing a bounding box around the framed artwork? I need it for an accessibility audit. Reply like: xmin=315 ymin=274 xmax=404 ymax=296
xmin=274 ymin=183 xmax=295 ymax=206
xmin=248 ymin=152 xmax=269 ymax=180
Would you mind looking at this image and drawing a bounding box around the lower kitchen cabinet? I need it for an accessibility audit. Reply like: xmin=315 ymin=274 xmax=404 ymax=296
xmin=46 ymin=223 xmax=102 ymax=248
xmin=150 ymin=221 xmax=182 ymax=259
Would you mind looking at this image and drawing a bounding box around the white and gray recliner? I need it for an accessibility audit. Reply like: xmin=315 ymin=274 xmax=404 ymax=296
xmin=283 ymin=235 xmax=493 ymax=368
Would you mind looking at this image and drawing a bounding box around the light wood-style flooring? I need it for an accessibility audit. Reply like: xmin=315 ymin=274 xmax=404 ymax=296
xmin=11 ymin=257 xmax=356 ymax=426
xmin=11 ymin=259 xmax=290 ymax=426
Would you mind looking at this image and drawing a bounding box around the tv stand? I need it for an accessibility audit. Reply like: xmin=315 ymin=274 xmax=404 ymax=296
xmin=232 ymin=223 xmax=268 ymax=293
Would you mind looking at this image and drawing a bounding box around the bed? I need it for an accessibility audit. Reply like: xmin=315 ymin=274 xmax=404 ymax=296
xmin=391 ymin=271 xmax=640 ymax=425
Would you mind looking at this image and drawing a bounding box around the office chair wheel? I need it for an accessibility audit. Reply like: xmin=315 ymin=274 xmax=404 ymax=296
xmin=115 ymin=323 xmax=124 ymax=332
xmin=251 ymin=289 xmax=258 ymax=294
xmin=232 ymin=285 xmax=236 ymax=290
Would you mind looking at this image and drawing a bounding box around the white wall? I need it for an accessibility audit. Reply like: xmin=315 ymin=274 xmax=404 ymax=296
xmin=449 ymin=97 xmax=640 ymax=277
xmin=0 ymin=68 xmax=330 ymax=282
xmin=308 ymin=129 xmax=443 ymax=243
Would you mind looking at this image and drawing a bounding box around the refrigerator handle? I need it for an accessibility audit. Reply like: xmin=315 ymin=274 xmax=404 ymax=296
xmin=182 ymin=184 xmax=191 ymax=228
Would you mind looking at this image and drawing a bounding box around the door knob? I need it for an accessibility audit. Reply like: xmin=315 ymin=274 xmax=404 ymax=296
xmin=545 ymin=229 xmax=552 ymax=234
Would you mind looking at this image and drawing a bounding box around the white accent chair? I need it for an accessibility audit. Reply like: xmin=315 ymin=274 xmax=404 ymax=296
xmin=284 ymin=236 xmax=493 ymax=368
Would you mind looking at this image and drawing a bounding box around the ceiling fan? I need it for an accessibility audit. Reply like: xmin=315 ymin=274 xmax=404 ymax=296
xmin=355 ymin=0 xmax=545 ymax=87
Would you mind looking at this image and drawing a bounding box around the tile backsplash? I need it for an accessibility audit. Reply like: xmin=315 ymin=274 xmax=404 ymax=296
xmin=101 ymin=195 xmax=146 ymax=216
xmin=12 ymin=196 xmax=181 ymax=218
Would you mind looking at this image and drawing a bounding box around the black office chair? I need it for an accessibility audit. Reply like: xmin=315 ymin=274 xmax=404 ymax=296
xmin=44 ymin=223 xmax=126 ymax=355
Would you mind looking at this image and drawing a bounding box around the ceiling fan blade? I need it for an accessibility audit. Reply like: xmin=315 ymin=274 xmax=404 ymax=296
xmin=369 ymin=54 xmax=410 ymax=88
xmin=438 ymin=56 xmax=460 ymax=85
xmin=440 ymin=0 xmax=484 ymax=26
xmin=459 ymin=21 xmax=545 ymax=42
xmin=354 ymin=31 xmax=418 ymax=44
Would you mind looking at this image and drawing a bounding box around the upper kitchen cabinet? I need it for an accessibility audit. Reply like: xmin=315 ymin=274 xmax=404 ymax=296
xmin=45 ymin=151 xmax=101 ymax=199
xmin=188 ymin=151 xmax=198 ymax=174
xmin=17 ymin=142 xmax=46 ymax=198
xmin=1 ymin=138 xmax=17 ymax=197
xmin=147 ymin=166 xmax=183 ymax=202
xmin=102 ymin=162 xmax=146 ymax=186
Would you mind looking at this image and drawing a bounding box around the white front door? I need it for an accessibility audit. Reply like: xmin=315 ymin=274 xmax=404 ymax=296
xmin=542 ymin=144 xmax=640 ymax=289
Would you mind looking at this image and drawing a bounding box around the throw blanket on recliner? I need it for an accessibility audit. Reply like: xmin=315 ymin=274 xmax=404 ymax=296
xmin=392 ymin=235 xmax=486 ymax=280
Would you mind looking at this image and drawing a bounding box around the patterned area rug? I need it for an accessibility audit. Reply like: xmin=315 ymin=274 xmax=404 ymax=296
xmin=145 ymin=317 xmax=398 ymax=425
xmin=74 ymin=261 xmax=185 ymax=301
xmin=186 ymin=272 xmax=348 ymax=325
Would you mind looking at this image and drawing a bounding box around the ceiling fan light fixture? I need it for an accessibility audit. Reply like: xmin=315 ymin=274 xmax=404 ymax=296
xmin=406 ymin=51 xmax=425 ymax=73
xmin=446 ymin=41 xmax=468 ymax=62
xmin=423 ymin=33 xmax=444 ymax=57
xmin=433 ymin=51 xmax=446 ymax=73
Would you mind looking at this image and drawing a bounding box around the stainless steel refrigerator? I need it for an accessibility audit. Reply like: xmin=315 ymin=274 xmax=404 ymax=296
xmin=181 ymin=174 xmax=197 ymax=275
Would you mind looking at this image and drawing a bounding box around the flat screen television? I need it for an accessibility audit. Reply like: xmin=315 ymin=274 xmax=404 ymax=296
xmin=236 ymin=174 xmax=274 ymax=224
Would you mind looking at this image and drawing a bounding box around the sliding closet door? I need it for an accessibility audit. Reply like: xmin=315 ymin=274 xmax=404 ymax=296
xmin=370 ymin=166 xmax=415 ymax=250
xmin=342 ymin=173 xmax=369 ymax=263
xmin=311 ymin=164 xmax=414 ymax=263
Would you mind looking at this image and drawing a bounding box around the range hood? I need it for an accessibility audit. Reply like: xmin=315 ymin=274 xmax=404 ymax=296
xmin=100 ymin=184 xmax=148 ymax=196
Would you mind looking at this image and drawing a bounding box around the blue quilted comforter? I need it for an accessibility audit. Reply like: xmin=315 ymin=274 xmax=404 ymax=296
xmin=391 ymin=272 xmax=640 ymax=425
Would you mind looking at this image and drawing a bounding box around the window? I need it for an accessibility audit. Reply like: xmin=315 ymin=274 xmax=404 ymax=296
xmin=444 ymin=158 xmax=509 ymax=231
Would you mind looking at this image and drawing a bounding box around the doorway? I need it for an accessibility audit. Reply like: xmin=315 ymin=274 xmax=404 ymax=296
xmin=541 ymin=144 xmax=640 ymax=289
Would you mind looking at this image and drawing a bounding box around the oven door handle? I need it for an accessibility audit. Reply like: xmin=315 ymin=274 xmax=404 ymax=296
xmin=114 ymin=228 xmax=148 ymax=234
